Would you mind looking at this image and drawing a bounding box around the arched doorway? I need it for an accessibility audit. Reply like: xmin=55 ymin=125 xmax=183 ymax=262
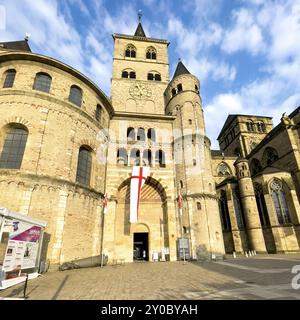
xmin=114 ymin=176 xmax=169 ymax=262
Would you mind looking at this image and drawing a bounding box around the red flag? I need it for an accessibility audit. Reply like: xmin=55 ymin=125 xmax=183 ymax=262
xmin=103 ymin=193 xmax=108 ymax=214
xmin=177 ymin=193 xmax=183 ymax=209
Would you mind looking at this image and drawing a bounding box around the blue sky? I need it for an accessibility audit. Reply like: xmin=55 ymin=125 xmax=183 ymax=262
xmin=1 ymin=0 xmax=300 ymax=149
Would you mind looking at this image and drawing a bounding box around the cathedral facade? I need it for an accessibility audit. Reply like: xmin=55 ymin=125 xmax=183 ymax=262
xmin=0 ymin=22 xmax=299 ymax=270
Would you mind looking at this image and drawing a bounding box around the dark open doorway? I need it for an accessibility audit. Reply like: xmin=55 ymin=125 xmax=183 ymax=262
xmin=133 ymin=232 xmax=149 ymax=261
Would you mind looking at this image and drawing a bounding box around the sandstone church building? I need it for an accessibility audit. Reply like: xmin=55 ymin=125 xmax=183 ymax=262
xmin=0 ymin=20 xmax=300 ymax=269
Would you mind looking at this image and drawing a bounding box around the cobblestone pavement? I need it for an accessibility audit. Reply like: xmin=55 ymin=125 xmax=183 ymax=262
xmin=0 ymin=254 xmax=300 ymax=300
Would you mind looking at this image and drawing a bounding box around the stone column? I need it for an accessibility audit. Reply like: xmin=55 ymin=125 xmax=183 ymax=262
xmin=51 ymin=189 xmax=68 ymax=266
xmin=235 ymin=158 xmax=267 ymax=253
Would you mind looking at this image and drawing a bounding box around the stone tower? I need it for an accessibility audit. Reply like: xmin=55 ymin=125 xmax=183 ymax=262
xmin=111 ymin=21 xmax=169 ymax=114
xmin=164 ymin=61 xmax=225 ymax=259
xmin=234 ymin=158 xmax=267 ymax=253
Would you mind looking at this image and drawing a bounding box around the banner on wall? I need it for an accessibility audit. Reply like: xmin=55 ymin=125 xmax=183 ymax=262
xmin=2 ymin=220 xmax=42 ymax=272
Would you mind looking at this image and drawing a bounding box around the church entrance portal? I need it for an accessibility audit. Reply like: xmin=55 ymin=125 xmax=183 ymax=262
xmin=133 ymin=233 xmax=149 ymax=261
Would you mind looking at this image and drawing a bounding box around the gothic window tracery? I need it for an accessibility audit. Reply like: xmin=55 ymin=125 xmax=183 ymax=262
xmin=125 ymin=44 xmax=136 ymax=58
xmin=217 ymin=162 xmax=231 ymax=176
xmin=254 ymin=183 xmax=270 ymax=226
xmin=146 ymin=47 xmax=156 ymax=60
xmin=270 ymin=179 xmax=291 ymax=225
xmin=219 ymin=190 xmax=231 ymax=231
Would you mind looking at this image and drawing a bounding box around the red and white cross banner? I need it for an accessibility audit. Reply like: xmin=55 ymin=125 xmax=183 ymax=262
xmin=130 ymin=166 xmax=150 ymax=223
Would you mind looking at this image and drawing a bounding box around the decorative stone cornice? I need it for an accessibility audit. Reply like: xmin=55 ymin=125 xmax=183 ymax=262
xmin=0 ymin=170 xmax=104 ymax=199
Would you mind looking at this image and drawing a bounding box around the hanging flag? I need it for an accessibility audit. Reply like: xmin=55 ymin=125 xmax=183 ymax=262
xmin=177 ymin=192 xmax=183 ymax=216
xmin=103 ymin=192 xmax=108 ymax=214
xmin=130 ymin=166 xmax=150 ymax=223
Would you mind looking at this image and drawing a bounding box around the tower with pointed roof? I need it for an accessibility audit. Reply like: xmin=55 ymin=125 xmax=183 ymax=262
xmin=111 ymin=15 xmax=169 ymax=114
xmin=164 ymin=60 xmax=225 ymax=259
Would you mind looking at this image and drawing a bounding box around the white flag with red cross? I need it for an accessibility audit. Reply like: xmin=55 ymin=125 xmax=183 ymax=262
xmin=130 ymin=166 xmax=150 ymax=223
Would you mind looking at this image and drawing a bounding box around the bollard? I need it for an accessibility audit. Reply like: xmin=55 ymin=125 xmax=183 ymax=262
xmin=23 ymin=274 xmax=29 ymax=299
xmin=249 ymin=251 xmax=252 ymax=257
xmin=233 ymin=251 xmax=236 ymax=259
xmin=245 ymin=252 xmax=248 ymax=258
xmin=254 ymin=250 xmax=257 ymax=255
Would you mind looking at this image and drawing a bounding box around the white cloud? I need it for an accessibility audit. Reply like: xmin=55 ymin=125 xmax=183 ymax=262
xmin=222 ymin=8 xmax=265 ymax=55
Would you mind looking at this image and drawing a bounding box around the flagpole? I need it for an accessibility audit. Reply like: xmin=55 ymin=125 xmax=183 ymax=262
xmin=100 ymin=193 xmax=107 ymax=268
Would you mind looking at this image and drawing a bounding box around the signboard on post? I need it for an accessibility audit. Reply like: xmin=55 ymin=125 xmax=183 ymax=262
xmin=2 ymin=220 xmax=42 ymax=272
xmin=0 ymin=208 xmax=46 ymax=290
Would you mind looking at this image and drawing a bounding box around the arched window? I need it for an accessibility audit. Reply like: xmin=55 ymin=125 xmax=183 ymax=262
xmin=171 ymin=88 xmax=177 ymax=96
xmin=155 ymin=74 xmax=161 ymax=81
xmin=177 ymin=84 xmax=183 ymax=92
xmin=143 ymin=149 xmax=152 ymax=166
xmin=0 ymin=125 xmax=28 ymax=169
xmin=246 ymin=121 xmax=255 ymax=132
xmin=257 ymin=122 xmax=266 ymax=132
xmin=250 ymin=158 xmax=262 ymax=175
xmin=127 ymin=127 xmax=135 ymax=141
xmin=263 ymin=147 xmax=279 ymax=166
xmin=147 ymin=73 xmax=154 ymax=80
xmin=95 ymin=104 xmax=102 ymax=121
xmin=197 ymin=202 xmax=201 ymax=210
xmin=117 ymin=148 xmax=127 ymax=166
xmin=147 ymin=72 xmax=161 ymax=81
xmin=217 ymin=162 xmax=231 ymax=176
xmin=125 ymin=44 xmax=136 ymax=58
xmin=155 ymin=150 xmax=165 ymax=167
xmin=129 ymin=71 xmax=136 ymax=79
xmin=270 ymin=179 xmax=291 ymax=225
xmin=130 ymin=148 xmax=140 ymax=166
xmin=137 ymin=128 xmax=145 ymax=141
xmin=233 ymin=188 xmax=246 ymax=229
xmin=76 ymin=146 xmax=92 ymax=186
xmin=3 ymin=69 xmax=16 ymax=88
xmin=122 ymin=71 xmax=128 ymax=78
xmin=219 ymin=190 xmax=231 ymax=231
xmin=69 ymin=85 xmax=82 ymax=107
xmin=33 ymin=72 xmax=52 ymax=93
xmin=195 ymin=84 xmax=199 ymax=93
xmin=179 ymin=180 xmax=183 ymax=189
xmin=147 ymin=128 xmax=156 ymax=142
xmin=146 ymin=47 xmax=156 ymax=60
xmin=254 ymin=183 xmax=270 ymax=226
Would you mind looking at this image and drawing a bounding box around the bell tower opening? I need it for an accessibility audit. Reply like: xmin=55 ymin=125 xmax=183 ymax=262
xmin=133 ymin=232 xmax=149 ymax=261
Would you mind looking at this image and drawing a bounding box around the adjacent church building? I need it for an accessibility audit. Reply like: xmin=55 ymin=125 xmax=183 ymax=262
xmin=0 ymin=20 xmax=299 ymax=270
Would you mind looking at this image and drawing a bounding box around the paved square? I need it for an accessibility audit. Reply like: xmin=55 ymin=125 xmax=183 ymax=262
xmin=1 ymin=254 xmax=300 ymax=300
